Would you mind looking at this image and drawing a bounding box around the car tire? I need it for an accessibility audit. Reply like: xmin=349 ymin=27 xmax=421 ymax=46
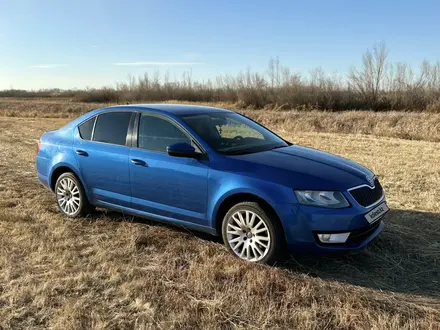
xmin=55 ymin=172 xmax=94 ymax=218
xmin=221 ymin=201 xmax=285 ymax=264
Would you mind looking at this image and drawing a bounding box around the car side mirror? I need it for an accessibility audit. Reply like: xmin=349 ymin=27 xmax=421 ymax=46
xmin=167 ymin=142 xmax=200 ymax=158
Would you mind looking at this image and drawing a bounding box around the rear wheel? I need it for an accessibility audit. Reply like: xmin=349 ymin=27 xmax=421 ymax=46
xmin=221 ymin=201 xmax=284 ymax=264
xmin=55 ymin=172 xmax=94 ymax=218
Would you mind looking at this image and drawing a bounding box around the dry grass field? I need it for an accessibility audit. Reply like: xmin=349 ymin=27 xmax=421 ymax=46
xmin=0 ymin=99 xmax=440 ymax=329
xmin=2 ymin=98 xmax=440 ymax=142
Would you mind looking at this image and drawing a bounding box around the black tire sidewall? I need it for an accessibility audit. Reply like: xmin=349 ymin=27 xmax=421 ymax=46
xmin=221 ymin=202 xmax=283 ymax=264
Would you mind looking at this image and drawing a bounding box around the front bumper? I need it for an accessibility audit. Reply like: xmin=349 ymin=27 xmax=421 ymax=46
xmin=277 ymin=201 xmax=387 ymax=253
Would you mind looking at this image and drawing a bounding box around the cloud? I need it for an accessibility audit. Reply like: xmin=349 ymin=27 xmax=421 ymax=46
xmin=112 ymin=61 xmax=203 ymax=66
xmin=29 ymin=64 xmax=67 ymax=68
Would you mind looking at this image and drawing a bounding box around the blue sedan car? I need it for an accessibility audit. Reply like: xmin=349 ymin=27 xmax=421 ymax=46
xmin=36 ymin=104 xmax=388 ymax=263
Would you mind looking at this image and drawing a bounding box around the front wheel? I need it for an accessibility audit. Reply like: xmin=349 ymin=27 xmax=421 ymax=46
xmin=221 ymin=201 xmax=284 ymax=264
xmin=55 ymin=172 xmax=94 ymax=218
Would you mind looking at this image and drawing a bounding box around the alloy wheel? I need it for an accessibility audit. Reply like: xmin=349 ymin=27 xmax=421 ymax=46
xmin=56 ymin=177 xmax=81 ymax=215
xmin=226 ymin=210 xmax=271 ymax=261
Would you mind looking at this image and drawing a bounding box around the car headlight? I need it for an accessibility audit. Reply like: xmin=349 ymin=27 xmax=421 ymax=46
xmin=294 ymin=190 xmax=349 ymax=208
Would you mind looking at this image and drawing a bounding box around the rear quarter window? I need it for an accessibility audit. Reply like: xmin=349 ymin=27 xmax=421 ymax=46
xmin=78 ymin=116 xmax=96 ymax=140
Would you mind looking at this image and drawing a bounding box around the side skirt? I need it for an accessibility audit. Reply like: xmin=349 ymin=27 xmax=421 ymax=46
xmin=95 ymin=200 xmax=218 ymax=236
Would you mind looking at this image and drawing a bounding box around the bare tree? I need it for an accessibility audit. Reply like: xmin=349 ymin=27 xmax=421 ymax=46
xmin=267 ymin=57 xmax=281 ymax=89
xmin=348 ymin=43 xmax=388 ymax=107
xmin=70 ymin=43 xmax=440 ymax=111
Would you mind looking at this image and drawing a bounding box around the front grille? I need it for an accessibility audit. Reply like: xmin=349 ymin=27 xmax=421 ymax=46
xmin=349 ymin=178 xmax=383 ymax=207
xmin=346 ymin=220 xmax=381 ymax=244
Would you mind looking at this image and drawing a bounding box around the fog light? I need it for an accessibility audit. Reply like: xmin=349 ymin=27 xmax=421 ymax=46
xmin=317 ymin=232 xmax=350 ymax=243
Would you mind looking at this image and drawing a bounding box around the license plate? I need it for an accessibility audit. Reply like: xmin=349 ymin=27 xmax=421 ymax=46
xmin=365 ymin=202 xmax=389 ymax=224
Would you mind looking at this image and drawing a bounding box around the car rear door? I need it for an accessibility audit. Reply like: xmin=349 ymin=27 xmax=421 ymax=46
xmin=73 ymin=111 xmax=135 ymax=208
xmin=129 ymin=112 xmax=209 ymax=225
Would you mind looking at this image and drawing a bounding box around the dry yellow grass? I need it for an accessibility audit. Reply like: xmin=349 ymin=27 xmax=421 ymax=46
xmin=0 ymin=100 xmax=440 ymax=329
xmin=2 ymin=98 xmax=440 ymax=142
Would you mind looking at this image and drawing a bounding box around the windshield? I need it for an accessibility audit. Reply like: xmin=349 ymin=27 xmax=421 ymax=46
xmin=180 ymin=112 xmax=288 ymax=155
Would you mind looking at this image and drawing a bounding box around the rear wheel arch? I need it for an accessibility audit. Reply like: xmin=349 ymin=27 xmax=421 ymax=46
xmin=214 ymin=192 xmax=286 ymax=241
xmin=50 ymin=165 xmax=83 ymax=192
xmin=54 ymin=171 xmax=95 ymax=217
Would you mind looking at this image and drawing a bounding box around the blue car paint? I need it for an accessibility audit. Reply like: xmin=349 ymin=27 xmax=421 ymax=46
xmin=129 ymin=147 xmax=209 ymax=224
xmin=36 ymin=104 xmax=385 ymax=252
xmin=73 ymin=127 xmax=132 ymax=208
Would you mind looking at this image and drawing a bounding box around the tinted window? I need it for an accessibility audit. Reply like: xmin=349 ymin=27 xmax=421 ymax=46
xmin=78 ymin=116 xmax=95 ymax=140
xmin=93 ymin=112 xmax=132 ymax=146
xmin=138 ymin=114 xmax=191 ymax=152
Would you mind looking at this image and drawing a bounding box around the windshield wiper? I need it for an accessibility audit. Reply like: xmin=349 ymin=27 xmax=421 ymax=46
xmin=268 ymin=145 xmax=287 ymax=151
xmin=223 ymin=150 xmax=256 ymax=155
xmin=223 ymin=144 xmax=287 ymax=155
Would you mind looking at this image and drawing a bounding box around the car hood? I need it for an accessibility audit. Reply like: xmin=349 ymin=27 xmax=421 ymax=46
xmin=229 ymin=145 xmax=374 ymax=190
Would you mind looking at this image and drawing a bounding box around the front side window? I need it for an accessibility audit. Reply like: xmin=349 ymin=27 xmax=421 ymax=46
xmin=138 ymin=114 xmax=191 ymax=152
xmin=180 ymin=112 xmax=288 ymax=155
xmin=78 ymin=116 xmax=96 ymax=140
xmin=214 ymin=117 xmax=264 ymax=140
xmin=93 ymin=112 xmax=132 ymax=146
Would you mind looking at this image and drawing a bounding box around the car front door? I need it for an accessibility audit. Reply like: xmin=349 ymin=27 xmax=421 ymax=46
xmin=129 ymin=112 xmax=209 ymax=225
xmin=73 ymin=111 xmax=134 ymax=208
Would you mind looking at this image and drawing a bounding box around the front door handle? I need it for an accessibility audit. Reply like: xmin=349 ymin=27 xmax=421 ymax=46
xmin=130 ymin=159 xmax=148 ymax=166
xmin=75 ymin=150 xmax=88 ymax=157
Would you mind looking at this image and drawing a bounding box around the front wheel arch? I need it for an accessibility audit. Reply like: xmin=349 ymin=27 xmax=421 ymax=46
xmin=214 ymin=192 xmax=286 ymax=243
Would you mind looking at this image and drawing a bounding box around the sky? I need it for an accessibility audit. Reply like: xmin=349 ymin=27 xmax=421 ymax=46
xmin=1 ymin=0 xmax=440 ymax=90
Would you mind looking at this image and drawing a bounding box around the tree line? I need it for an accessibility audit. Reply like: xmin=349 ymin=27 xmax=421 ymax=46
xmin=2 ymin=43 xmax=440 ymax=112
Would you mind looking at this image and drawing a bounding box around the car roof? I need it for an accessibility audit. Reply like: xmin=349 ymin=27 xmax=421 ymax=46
xmin=99 ymin=104 xmax=232 ymax=116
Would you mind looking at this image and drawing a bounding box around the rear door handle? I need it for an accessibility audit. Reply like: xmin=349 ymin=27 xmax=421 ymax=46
xmin=130 ymin=159 xmax=148 ymax=166
xmin=75 ymin=150 xmax=88 ymax=157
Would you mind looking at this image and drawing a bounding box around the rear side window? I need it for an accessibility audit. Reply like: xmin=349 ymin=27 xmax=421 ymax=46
xmin=93 ymin=112 xmax=132 ymax=146
xmin=138 ymin=114 xmax=191 ymax=152
xmin=78 ymin=116 xmax=96 ymax=140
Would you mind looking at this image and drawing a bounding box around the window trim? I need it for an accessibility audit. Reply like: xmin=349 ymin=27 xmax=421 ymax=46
xmin=78 ymin=115 xmax=97 ymax=141
xmin=126 ymin=112 xmax=137 ymax=147
xmin=134 ymin=112 xmax=208 ymax=158
xmin=76 ymin=110 xmax=136 ymax=147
